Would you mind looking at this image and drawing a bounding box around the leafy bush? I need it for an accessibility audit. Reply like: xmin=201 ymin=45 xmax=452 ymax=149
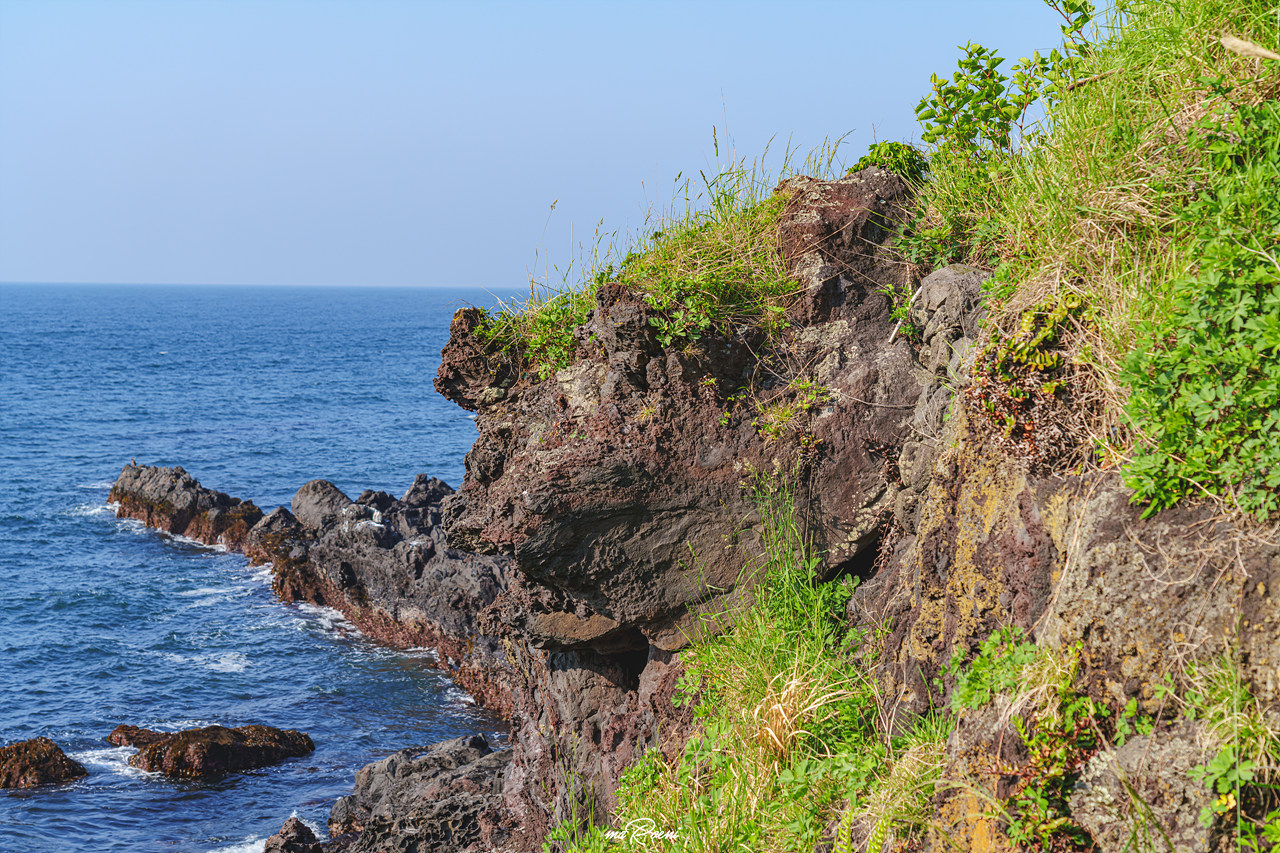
xmin=1123 ymin=98 xmax=1280 ymax=519
xmin=848 ymin=141 xmax=929 ymax=183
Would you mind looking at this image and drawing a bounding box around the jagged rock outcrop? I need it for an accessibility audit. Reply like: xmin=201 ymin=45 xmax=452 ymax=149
xmin=0 ymin=736 xmax=87 ymax=788
xmin=437 ymin=169 xmax=917 ymax=654
xmin=433 ymin=168 xmax=923 ymax=841
xmin=110 ymin=464 xmax=263 ymax=547
xmin=326 ymin=735 xmax=511 ymax=853
xmin=114 ymin=723 xmax=313 ymax=778
xmin=110 ymin=465 xmax=515 ymax=714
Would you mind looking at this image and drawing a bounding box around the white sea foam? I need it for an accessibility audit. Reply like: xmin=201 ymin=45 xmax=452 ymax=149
xmin=76 ymin=481 xmax=116 ymax=490
xmin=296 ymin=603 xmax=363 ymax=637
xmin=66 ymin=502 xmax=115 ymax=518
xmin=207 ymin=652 xmax=249 ymax=673
xmin=178 ymin=587 xmax=233 ymax=598
xmin=404 ymin=646 xmax=440 ymax=661
xmin=205 ymin=836 xmax=266 ymax=853
xmin=71 ymin=745 xmax=150 ymax=778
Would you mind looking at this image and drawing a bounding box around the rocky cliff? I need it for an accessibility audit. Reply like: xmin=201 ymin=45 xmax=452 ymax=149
xmin=111 ymin=167 xmax=1279 ymax=851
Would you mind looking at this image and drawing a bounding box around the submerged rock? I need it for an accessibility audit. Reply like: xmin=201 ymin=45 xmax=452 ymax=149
xmin=122 ymin=724 xmax=313 ymax=778
xmin=0 ymin=736 xmax=87 ymax=789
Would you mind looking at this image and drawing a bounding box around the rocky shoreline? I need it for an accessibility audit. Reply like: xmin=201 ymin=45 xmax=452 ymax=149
xmin=91 ymin=168 xmax=1279 ymax=851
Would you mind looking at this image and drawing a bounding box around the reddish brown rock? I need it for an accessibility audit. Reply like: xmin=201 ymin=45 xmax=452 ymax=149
xmin=125 ymin=724 xmax=313 ymax=778
xmin=106 ymin=724 xmax=170 ymax=748
xmin=0 ymin=736 xmax=87 ymax=788
xmin=109 ymin=463 xmax=262 ymax=548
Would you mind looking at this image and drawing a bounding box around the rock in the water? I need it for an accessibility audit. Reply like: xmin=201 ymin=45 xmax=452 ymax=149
xmin=327 ymin=735 xmax=510 ymax=853
xmin=109 ymin=463 xmax=262 ymax=548
xmin=125 ymin=724 xmax=314 ymax=778
xmin=0 ymin=736 xmax=87 ymax=788
xmin=112 ymin=465 xmax=516 ymax=714
xmin=106 ymin=724 xmax=171 ymax=747
xmin=263 ymin=817 xmax=322 ymax=853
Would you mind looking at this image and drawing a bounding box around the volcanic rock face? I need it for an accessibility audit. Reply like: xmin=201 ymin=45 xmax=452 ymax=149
xmin=263 ymin=817 xmax=324 ymax=853
xmin=436 ymin=168 xmax=918 ymax=653
xmin=0 ymin=737 xmax=87 ymax=788
xmin=110 ymin=464 xmax=263 ymax=547
xmin=327 ymin=735 xmax=510 ymax=853
xmin=433 ymin=168 xmax=922 ymax=839
xmin=116 ymin=724 xmax=313 ymax=778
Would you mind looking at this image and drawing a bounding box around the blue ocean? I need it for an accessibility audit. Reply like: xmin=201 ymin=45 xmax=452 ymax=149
xmin=0 ymin=284 xmax=519 ymax=853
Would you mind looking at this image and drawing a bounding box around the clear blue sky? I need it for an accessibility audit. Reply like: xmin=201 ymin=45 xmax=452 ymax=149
xmin=0 ymin=0 xmax=1065 ymax=288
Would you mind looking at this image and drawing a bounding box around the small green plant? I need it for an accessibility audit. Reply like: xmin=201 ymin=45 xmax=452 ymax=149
xmin=1005 ymin=692 xmax=1104 ymax=851
xmin=849 ymin=141 xmax=930 ymax=183
xmin=965 ymin=292 xmax=1084 ymax=459
xmin=1181 ymin=653 xmax=1280 ymax=847
xmin=1123 ymin=98 xmax=1280 ymax=519
xmin=752 ymin=379 xmax=831 ymax=443
xmin=947 ymin=633 xmax=1099 ymax=850
xmin=947 ymin=626 xmax=1041 ymax=712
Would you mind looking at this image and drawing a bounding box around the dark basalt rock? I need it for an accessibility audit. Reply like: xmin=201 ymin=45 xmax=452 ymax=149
xmin=327 ymin=735 xmax=511 ymax=853
xmin=124 ymin=724 xmax=313 ymax=778
xmin=109 ymin=463 xmax=262 ymax=548
xmin=0 ymin=736 xmax=87 ymax=788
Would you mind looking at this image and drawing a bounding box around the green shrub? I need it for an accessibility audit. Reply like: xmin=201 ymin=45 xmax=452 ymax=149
xmin=1123 ymin=98 xmax=1280 ymax=519
xmin=849 ymin=141 xmax=929 ymax=183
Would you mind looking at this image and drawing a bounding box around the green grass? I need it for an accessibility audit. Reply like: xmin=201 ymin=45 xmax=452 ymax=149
xmin=473 ymin=137 xmax=848 ymax=382
xmin=904 ymin=0 xmax=1280 ymax=514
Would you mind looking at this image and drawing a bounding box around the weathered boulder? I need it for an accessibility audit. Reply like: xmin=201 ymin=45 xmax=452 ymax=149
xmin=124 ymin=724 xmax=313 ymax=778
xmin=327 ymin=735 xmax=511 ymax=853
xmin=110 ymin=463 xmax=263 ymax=548
xmin=0 ymin=736 xmax=87 ymax=788
xmin=292 ymin=479 xmax=354 ymax=531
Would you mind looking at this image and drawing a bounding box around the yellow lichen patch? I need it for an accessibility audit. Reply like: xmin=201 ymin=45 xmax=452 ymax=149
xmin=904 ymin=407 xmax=1037 ymax=668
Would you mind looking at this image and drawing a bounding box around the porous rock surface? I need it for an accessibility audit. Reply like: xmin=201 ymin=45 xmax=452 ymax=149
xmin=326 ymin=735 xmax=510 ymax=853
xmin=117 ymin=724 xmax=313 ymax=778
xmin=855 ymin=260 xmax=1280 ymax=850
xmin=0 ymin=736 xmax=87 ymax=788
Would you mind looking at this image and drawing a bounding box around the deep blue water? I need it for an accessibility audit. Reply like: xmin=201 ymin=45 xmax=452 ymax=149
xmin=0 ymin=284 xmax=519 ymax=853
